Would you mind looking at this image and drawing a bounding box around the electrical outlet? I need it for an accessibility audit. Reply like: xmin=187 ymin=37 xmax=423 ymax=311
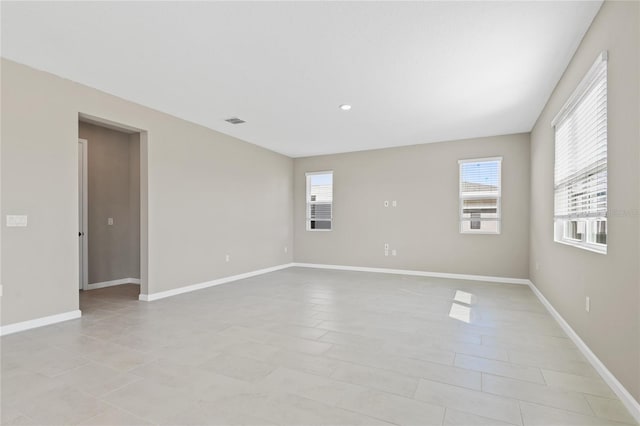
xmin=392 ymin=200 xmax=397 ymax=207
xmin=107 ymin=218 xmax=114 ymax=226
xmin=384 ymin=200 xmax=389 ymax=207
xmin=391 ymin=249 xmax=397 ymax=256
xmin=384 ymin=250 xmax=389 ymax=257
xmin=6 ymin=215 xmax=27 ymax=227
xmin=225 ymin=254 xmax=230 ymax=262
xmin=585 ymin=296 xmax=590 ymax=312
xmin=284 ymin=246 xmax=288 ymax=253
xmin=384 ymin=243 xmax=389 ymax=250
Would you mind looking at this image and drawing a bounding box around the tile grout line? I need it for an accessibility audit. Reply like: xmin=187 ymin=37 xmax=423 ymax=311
xmin=518 ymin=400 xmax=525 ymax=426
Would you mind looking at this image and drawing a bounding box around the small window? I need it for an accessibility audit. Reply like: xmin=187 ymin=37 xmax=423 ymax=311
xmin=306 ymin=171 xmax=333 ymax=231
xmin=459 ymin=158 xmax=502 ymax=234
xmin=553 ymin=52 xmax=607 ymax=254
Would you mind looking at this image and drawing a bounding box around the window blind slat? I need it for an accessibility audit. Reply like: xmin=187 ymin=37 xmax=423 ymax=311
xmin=553 ymin=52 xmax=607 ymax=253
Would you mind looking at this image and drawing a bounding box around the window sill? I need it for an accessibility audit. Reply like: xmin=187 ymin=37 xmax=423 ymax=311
xmin=460 ymin=231 xmax=501 ymax=235
xmin=554 ymin=238 xmax=607 ymax=255
xmin=306 ymin=229 xmax=332 ymax=232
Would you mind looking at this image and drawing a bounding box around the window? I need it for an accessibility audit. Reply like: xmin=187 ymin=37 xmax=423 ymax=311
xmin=553 ymin=52 xmax=607 ymax=254
xmin=306 ymin=171 xmax=333 ymax=231
xmin=459 ymin=158 xmax=502 ymax=234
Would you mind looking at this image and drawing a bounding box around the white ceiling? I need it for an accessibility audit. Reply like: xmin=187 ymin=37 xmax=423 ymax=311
xmin=1 ymin=1 xmax=602 ymax=157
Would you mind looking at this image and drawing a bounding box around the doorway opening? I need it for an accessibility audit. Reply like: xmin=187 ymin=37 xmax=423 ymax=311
xmin=77 ymin=114 xmax=148 ymax=312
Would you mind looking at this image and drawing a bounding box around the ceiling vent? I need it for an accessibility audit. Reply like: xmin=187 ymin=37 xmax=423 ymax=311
xmin=225 ymin=117 xmax=246 ymax=125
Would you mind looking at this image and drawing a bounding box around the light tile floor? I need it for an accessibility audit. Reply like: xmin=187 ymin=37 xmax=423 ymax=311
xmin=1 ymin=268 xmax=637 ymax=425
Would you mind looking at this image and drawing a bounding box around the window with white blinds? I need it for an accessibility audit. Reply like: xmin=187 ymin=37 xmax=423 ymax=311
xmin=459 ymin=158 xmax=502 ymax=234
xmin=306 ymin=171 xmax=333 ymax=231
xmin=553 ymin=52 xmax=607 ymax=254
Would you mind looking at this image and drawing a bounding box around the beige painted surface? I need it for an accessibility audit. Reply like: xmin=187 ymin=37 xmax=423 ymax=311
xmin=1 ymin=59 xmax=294 ymax=325
xmin=529 ymin=1 xmax=639 ymax=401
xmin=294 ymin=134 xmax=530 ymax=279
xmin=79 ymin=122 xmax=139 ymax=283
xmin=129 ymin=133 xmax=141 ymax=279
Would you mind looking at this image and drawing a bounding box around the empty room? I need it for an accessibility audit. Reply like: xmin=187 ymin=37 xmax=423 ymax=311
xmin=1 ymin=1 xmax=638 ymax=426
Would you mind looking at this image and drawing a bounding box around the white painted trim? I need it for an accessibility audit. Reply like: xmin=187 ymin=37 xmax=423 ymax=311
xmin=0 ymin=310 xmax=82 ymax=336
xmin=86 ymin=278 xmax=141 ymax=290
xmin=458 ymin=156 xmax=503 ymax=164
xmin=292 ymin=263 xmax=530 ymax=285
xmin=138 ymin=263 xmax=295 ymax=302
xmin=528 ymin=280 xmax=640 ymax=423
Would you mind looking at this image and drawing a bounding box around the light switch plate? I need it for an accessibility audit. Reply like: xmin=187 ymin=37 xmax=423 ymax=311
xmin=6 ymin=215 xmax=28 ymax=227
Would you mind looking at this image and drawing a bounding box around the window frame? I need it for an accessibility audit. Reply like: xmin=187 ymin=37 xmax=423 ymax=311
xmin=305 ymin=170 xmax=333 ymax=232
xmin=552 ymin=51 xmax=608 ymax=255
xmin=458 ymin=157 xmax=502 ymax=235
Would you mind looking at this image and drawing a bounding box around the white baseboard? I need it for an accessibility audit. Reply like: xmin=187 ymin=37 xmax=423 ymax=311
xmin=139 ymin=263 xmax=295 ymax=302
xmin=292 ymin=263 xmax=530 ymax=285
xmin=528 ymin=280 xmax=640 ymax=423
xmin=137 ymin=262 xmax=527 ymax=302
xmin=0 ymin=310 xmax=82 ymax=336
xmin=86 ymin=278 xmax=141 ymax=290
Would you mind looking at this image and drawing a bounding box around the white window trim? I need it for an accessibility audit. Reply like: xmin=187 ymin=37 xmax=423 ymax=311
xmin=554 ymin=232 xmax=607 ymax=255
xmin=306 ymin=170 xmax=333 ymax=232
xmin=458 ymin=157 xmax=502 ymax=235
xmin=552 ymin=51 xmax=607 ymax=255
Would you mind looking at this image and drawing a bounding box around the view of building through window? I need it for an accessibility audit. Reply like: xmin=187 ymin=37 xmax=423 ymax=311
xmin=459 ymin=158 xmax=502 ymax=234
xmin=306 ymin=172 xmax=333 ymax=230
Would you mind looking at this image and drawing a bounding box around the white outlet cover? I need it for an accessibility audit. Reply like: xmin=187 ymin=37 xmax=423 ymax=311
xmin=225 ymin=254 xmax=230 ymax=262
xmin=392 ymin=200 xmax=397 ymax=207
xmin=384 ymin=243 xmax=389 ymax=250
xmin=107 ymin=217 xmax=114 ymax=225
xmin=392 ymin=249 xmax=397 ymax=256
xmin=384 ymin=200 xmax=389 ymax=207
xmin=6 ymin=215 xmax=28 ymax=227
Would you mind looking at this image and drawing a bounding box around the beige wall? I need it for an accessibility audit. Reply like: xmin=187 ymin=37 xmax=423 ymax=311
xmin=79 ymin=121 xmax=139 ymax=283
xmin=1 ymin=59 xmax=294 ymax=326
xmin=129 ymin=133 xmax=141 ymax=279
xmin=529 ymin=1 xmax=639 ymax=401
xmin=294 ymin=134 xmax=530 ymax=279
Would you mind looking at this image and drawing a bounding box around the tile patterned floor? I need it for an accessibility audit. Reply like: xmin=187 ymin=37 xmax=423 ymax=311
xmin=1 ymin=267 xmax=637 ymax=425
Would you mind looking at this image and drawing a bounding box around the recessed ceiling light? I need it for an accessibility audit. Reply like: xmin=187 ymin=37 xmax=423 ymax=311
xmin=339 ymin=104 xmax=352 ymax=111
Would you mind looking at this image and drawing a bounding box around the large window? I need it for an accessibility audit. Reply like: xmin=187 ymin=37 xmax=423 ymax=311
xmin=553 ymin=52 xmax=607 ymax=254
xmin=306 ymin=171 xmax=333 ymax=231
xmin=459 ymin=158 xmax=502 ymax=234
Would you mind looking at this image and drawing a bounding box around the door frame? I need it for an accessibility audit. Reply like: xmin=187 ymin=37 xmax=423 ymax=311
xmin=78 ymin=112 xmax=149 ymax=298
xmin=78 ymin=138 xmax=89 ymax=291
